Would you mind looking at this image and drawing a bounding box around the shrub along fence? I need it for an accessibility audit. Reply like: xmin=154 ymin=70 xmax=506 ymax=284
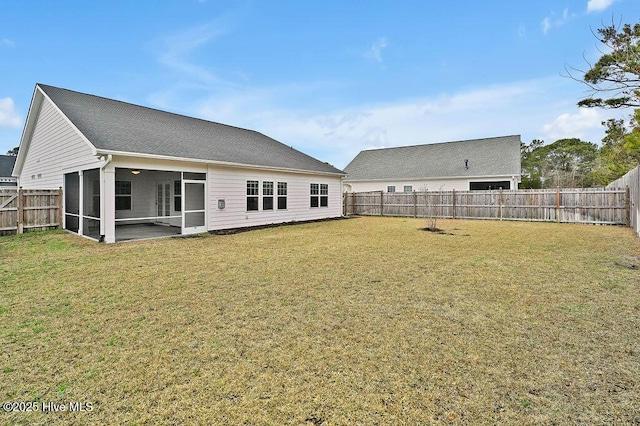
xmin=607 ymin=165 xmax=640 ymax=236
xmin=343 ymin=188 xmax=629 ymax=225
xmin=0 ymin=188 xmax=62 ymax=236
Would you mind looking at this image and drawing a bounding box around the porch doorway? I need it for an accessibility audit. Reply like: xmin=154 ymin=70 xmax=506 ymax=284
xmin=182 ymin=173 xmax=206 ymax=235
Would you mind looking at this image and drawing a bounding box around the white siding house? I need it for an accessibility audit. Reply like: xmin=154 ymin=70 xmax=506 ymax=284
xmin=343 ymin=136 xmax=522 ymax=193
xmin=13 ymin=84 xmax=345 ymax=243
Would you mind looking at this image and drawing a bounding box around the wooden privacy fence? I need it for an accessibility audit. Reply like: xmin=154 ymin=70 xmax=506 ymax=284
xmin=344 ymin=188 xmax=629 ymax=225
xmin=607 ymin=165 xmax=640 ymax=236
xmin=0 ymin=188 xmax=63 ymax=236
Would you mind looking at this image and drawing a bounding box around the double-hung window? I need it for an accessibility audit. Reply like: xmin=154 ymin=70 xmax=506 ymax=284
xmin=247 ymin=180 xmax=259 ymax=211
xmin=174 ymin=180 xmax=182 ymax=211
xmin=320 ymin=184 xmax=328 ymax=207
xmin=263 ymin=181 xmax=274 ymax=210
xmin=115 ymin=181 xmax=132 ymax=211
xmin=310 ymin=183 xmax=319 ymax=207
xmin=277 ymin=182 xmax=287 ymax=209
xmin=310 ymin=183 xmax=329 ymax=208
xmin=387 ymin=185 xmax=396 ymax=193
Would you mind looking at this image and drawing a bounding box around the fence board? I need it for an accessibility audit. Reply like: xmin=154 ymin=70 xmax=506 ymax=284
xmin=607 ymin=165 xmax=640 ymax=236
xmin=344 ymin=188 xmax=628 ymax=225
xmin=0 ymin=188 xmax=62 ymax=236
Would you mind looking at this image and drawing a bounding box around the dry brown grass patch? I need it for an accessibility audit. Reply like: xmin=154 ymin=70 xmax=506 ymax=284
xmin=0 ymin=218 xmax=639 ymax=424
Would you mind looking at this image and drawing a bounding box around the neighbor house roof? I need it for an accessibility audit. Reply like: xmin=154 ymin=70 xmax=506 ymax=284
xmin=343 ymin=135 xmax=521 ymax=181
xmin=0 ymin=155 xmax=16 ymax=177
xmin=34 ymin=84 xmax=344 ymax=175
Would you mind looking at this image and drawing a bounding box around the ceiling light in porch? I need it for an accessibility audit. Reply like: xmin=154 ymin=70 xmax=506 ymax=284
xmin=131 ymin=170 xmax=141 ymax=175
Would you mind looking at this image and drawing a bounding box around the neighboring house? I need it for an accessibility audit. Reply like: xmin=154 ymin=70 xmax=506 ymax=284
xmin=0 ymin=155 xmax=18 ymax=186
xmin=14 ymin=84 xmax=345 ymax=243
xmin=343 ymin=135 xmax=522 ymax=193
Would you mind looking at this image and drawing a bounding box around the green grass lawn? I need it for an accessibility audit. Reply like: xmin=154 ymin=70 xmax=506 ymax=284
xmin=1 ymin=217 xmax=639 ymax=425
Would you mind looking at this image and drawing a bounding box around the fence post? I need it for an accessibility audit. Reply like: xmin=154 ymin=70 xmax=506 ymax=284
xmin=352 ymin=192 xmax=357 ymax=215
xmin=556 ymin=187 xmax=561 ymax=223
xmin=58 ymin=187 xmax=64 ymax=229
xmin=343 ymin=192 xmax=346 ymax=216
xmin=624 ymin=185 xmax=633 ymax=228
xmin=378 ymin=191 xmax=383 ymax=216
xmin=452 ymin=189 xmax=456 ymax=219
xmin=17 ymin=187 xmax=24 ymax=234
xmin=499 ymin=189 xmax=503 ymax=221
xmin=413 ymin=191 xmax=417 ymax=218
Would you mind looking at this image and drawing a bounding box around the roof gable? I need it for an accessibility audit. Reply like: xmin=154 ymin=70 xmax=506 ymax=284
xmin=0 ymin=155 xmax=16 ymax=177
xmin=36 ymin=84 xmax=344 ymax=175
xmin=343 ymin=135 xmax=522 ymax=181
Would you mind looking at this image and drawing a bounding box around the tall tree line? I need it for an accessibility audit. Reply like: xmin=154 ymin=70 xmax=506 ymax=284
xmin=521 ymin=20 xmax=640 ymax=189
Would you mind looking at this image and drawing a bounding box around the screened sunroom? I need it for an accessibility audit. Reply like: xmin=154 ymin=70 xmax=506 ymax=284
xmin=63 ymin=168 xmax=206 ymax=242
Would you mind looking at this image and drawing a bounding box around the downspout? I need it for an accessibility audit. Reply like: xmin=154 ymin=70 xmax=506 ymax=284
xmin=99 ymin=154 xmax=112 ymax=242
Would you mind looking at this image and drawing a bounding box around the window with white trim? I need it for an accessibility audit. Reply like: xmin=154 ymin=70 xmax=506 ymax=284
xmin=115 ymin=181 xmax=132 ymax=210
xmin=277 ymin=182 xmax=287 ymax=210
xmin=247 ymin=180 xmax=259 ymax=211
xmin=310 ymin=183 xmax=328 ymax=208
xmin=263 ymin=181 xmax=274 ymax=210
xmin=174 ymin=180 xmax=181 ymax=211
xmin=403 ymin=185 xmax=413 ymax=193
xmin=387 ymin=185 xmax=396 ymax=193
xmin=310 ymin=183 xmax=319 ymax=207
xmin=320 ymin=184 xmax=328 ymax=207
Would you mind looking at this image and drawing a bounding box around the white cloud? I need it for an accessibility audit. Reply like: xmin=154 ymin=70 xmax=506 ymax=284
xmin=541 ymin=8 xmax=574 ymax=34
xmin=187 ymin=78 xmax=572 ymax=169
xmin=517 ymin=24 xmax=526 ymax=38
xmin=0 ymin=98 xmax=21 ymax=128
xmin=364 ymin=37 xmax=388 ymax=63
xmin=587 ymin=0 xmax=615 ymax=13
xmin=541 ymin=108 xmax=609 ymax=142
xmin=149 ymin=26 xmax=619 ymax=170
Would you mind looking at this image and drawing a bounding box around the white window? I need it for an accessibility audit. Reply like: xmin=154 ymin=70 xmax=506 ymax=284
xmin=174 ymin=180 xmax=181 ymax=212
xmin=277 ymin=182 xmax=287 ymax=210
xmin=247 ymin=180 xmax=259 ymax=211
xmin=115 ymin=181 xmax=132 ymax=210
xmin=310 ymin=183 xmax=319 ymax=207
xmin=404 ymin=185 xmax=413 ymax=193
xmin=263 ymin=181 xmax=274 ymax=211
xmin=387 ymin=185 xmax=396 ymax=193
xmin=320 ymin=184 xmax=328 ymax=207
xmin=311 ymin=183 xmax=328 ymax=208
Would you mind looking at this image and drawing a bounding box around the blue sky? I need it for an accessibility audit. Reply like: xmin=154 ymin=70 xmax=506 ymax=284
xmin=1 ymin=0 xmax=638 ymax=169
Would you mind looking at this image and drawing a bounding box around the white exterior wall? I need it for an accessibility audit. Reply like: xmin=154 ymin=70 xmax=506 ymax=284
xmin=208 ymin=165 xmax=342 ymax=230
xmin=101 ymin=157 xmax=343 ymax=241
xmin=19 ymin=97 xmax=101 ymax=189
xmin=344 ymin=176 xmax=518 ymax=193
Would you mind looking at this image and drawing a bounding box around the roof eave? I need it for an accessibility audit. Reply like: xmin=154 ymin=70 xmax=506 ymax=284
xmin=343 ymin=173 xmax=521 ymax=182
xmin=96 ymin=149 xmax=346 ymax=177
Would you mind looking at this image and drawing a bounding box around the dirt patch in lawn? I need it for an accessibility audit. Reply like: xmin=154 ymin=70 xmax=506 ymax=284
xmin=1 ymin=218 xmax=639 ymax=424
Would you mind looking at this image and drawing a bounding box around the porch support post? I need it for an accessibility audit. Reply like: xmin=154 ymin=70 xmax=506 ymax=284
xmin=78 ymin=170 xmax=84 ymax=236
xmin=103 ymin=166 xmax=116 ymax=243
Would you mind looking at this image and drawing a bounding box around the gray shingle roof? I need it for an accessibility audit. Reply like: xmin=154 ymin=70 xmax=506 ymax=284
xmin=343 ymin=135 xmax=521 ymax=181
xmin=38 ymin=84 xmax=344 ymax=175
xmin=0 ymin=155 xmax=16 ymax=177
